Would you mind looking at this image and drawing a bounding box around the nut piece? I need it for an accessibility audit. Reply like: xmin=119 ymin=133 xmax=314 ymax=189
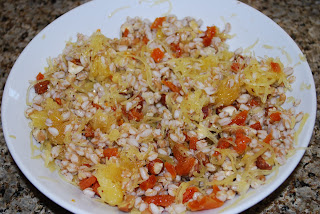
xmin=32 ymin=128 xmax=47 ymax=143
xmin=118 ymin=195 xmax=135 ymax=212
xmin=195 ymin=151 xmax=209 ymax=165
xmin=68 ymin=61 xmax=84 ymax=74
xmin=148 ymin=158 xmax=164 ymax=175
xmin=256 ymin=156 xmax=272 ymax=170
xmin=34 ymin=80 xmax=50 ymax=94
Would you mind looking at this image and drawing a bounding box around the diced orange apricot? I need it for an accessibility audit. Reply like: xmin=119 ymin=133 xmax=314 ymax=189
xmin=189 ymin=136 xmax=198 ymax=150
xmin=151 ymin=48 xmax=164 ymax=63
xmin=123 ymin=28 xmax=129 ymax=37
xmin=214 ymin=137 xmax=233 ymax=156
xmin=151 ymin=17 xmax=166 ymax=29
xmin=183 ymin=187 xmax=199 ymax=203
xmin=36 ymin=72 xmax=44 ymax=80
xmin=250 ymin=121 xmax=262 ymax=130
xmin=230 ymin=110 xmax=248 ymax=126
xmin=142 ymin=35 xmax=149 ymax=44
xmin=175 ymin=157 xmax=196 ymax=176
xmin=231 ymin=62 xmax=241 ymax=72
xmin=85 ymin=126 xmax=94 ymax=138
xmin=128 ymin=108 xmax=144 ymax=121
xmin=263 ymin=132 xmax=273 ymax=144
xmin=142 ymin=195 xmax=175 ymax=207
xmin=140 ymin=175 xmax=157 ymax=191
xmin=270 ymin=112 xmax=281 ymax=123
xmin=170 ymin=43 xmax=182 ymax=58
xmin=79 ymin=176 xmax=97 ymax=190
xmin=202 ymin=26 xmax=217 ymax=47
xmin=103 ymin=148 xmax=119 ymax=158
xmin=234 ymin=130 xmax=250 ymax=154
xmin=271 ymin=62 xmax=281 ymax=73
xmin=187 ymin=194 xmax=224 ymax=211
xmin=249 ymin=98 xmax=260 ymax=106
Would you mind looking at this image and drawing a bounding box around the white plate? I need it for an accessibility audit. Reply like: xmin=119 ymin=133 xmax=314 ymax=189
xmin=1 ymin=0 xmax=316 ymax=213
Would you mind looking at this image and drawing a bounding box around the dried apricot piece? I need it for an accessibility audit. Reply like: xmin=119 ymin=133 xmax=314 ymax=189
xmin=213 ymin=137 xmax=232 ymax=156
xmin=142 ymin=195 xmax=175 ymax=207
xmin=230 ymin=110 xmax=248 ymax=126
xmin=84 ymin=126 xmax=95 ymax=138
xmin=151 ymin=17 xmax=166 ymax=29
xmin=164 ymin=162 xmax=176 ymax=179
xmin=36 ymin=72 xmax=44 ymax=80
xmin=250 ymin=121 xmax=262 ymax=130
xmin=170 ymin=42 xmax=182 ymax=58
xmin=188 ymin=136 xmax=198 ymax=150
xmin=270 ymin=62 xmax=281 ymax=73
xmin=263 ymin=132 xmax=273 ymax=144
xmin=175 ymin=157 xmax=196 ymax=176
xmin=79 ymin=176 xmax=97 ymax=190
xmin=183 ymin=187 xmax=199 ymax=203
xmin=122 ymin=28 xmax=129 ymax=37
xmin=234 ymin=130 xmax=250 ymax=154
xmin=188 ymin=194 xmax=224 ymax=211
xmin=140 ymin=175 xmax=157 ymax=191
xmin=151 ymin=48 xmax=164 ymax=63
xmin=103 ymin=148 xmax=119 ymax=159
xmin=231 ymin=62 xmax=241 ymax=72
xmin=270 ymin=112 xmax=281 ymax=123
xmin=202 ymin=26 xmax=217 ymax=47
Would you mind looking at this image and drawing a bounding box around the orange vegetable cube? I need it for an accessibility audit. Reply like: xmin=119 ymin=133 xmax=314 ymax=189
xmin=175 ymin=157 xmax=196 ymax=176
xmin=189 ymin=136 xmax=198 ymax=150
xmin=36 ymin=72 xmax=44 ymax=80
xmin=250 ymin=121 xmax=262 ymax=130
xmin=140 ymin=175 xmax=157 ymax=191
xmin=151 ymin=48 xmax=164 ymax=63
xmin=142 ymin=195 xmax=175 ymax=207
xmin=270 ymin=112 xmax=281 ymax=123
xmin=103 ymin=148 xmax=119 ymax=158
xmin=230 ymin=110 xmax=249 ymax=126
xmin=271 ymin=62 xmax=281 ymax=73
xmin=122 ymin=28 xmax=129 ymax=37
xmin=183 ymin=187 xmax=199 ymax=203
xmin=79 ymin=176 xmax=97 ymax=190
xmin=188 ymin=194 xmax=224 ymax=211
xmin=151 ymin=17 xmax=166 ymax=29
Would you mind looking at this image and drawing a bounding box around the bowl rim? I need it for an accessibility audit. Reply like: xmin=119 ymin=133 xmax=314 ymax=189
xmin=1 ymin=0 xmax=317 ymax=213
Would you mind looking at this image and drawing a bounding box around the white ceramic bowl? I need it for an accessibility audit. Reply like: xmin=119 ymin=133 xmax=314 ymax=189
xmin=2 ymin=0 xmax=316 ymax=213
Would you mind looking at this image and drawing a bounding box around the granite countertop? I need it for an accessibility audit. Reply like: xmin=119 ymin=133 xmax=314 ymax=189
xmin=0 ymin=0 xmax=319 ymax=213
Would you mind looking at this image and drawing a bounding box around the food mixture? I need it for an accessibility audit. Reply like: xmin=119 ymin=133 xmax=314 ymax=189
xmin=25 ymin=16 xmax=303 ymax=213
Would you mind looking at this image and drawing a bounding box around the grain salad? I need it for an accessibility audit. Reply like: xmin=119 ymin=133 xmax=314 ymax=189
xmin=25 ymin=15 xmax=304 ymax=213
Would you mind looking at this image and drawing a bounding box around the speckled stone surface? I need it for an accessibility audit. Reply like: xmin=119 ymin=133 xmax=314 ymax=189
xmin=0 ymin=0 xmax=319 ymax=213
